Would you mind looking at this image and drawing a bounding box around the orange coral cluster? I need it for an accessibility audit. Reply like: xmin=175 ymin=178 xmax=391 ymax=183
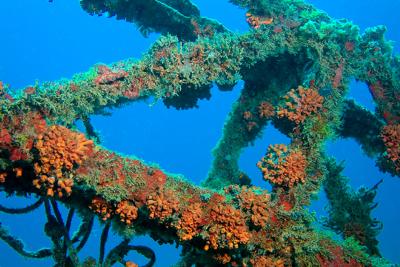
xmin=89 ymin=197 xmax=140 ymax=224
xmin=175 ymin=202 xmax=204 ymax=241
xmin=32 ymin=175 xmax=74 ymax=198
xmin=246 ymin=13 xmax=273 ymax=29
xmin=115 ymin=200 xmax=138 ymax=225
xmin=205 ymin=204 xmax=250 ymax=251
xmin=249 ymin=255 xmax=285 ymax=267
xmin=277 ymin=86 xmax=324 ymax=124
xmin=381 ymin=124 xmax=400 ymax=172
xmin=146 ymin=191 xmax=179 ymax=221
xmin=236 ymin=187 xmax=271 ymax=228
xmin=33 ymin=125 xmax=94 ymax=197
xmin=257 ymin=144 xmax=307 ymax=188
xmin=242 ymin=110 xmax=259 ymax=132
xmin=214 ymin=253 xmax=231 ymax=264
xmin=89 ymin=196 xmax=114 ymax=221
xmin=258 ymin=101 xmax=275 ymax=119
xmin=243 ymin=111 xmax=252 ymax=120
xmin=125 ymin=262 xmax=139 ymax=267
xmin=0 ymin=172 xmax=6 ymax=183
xmin=13 ymin=167 xmax=23 ymax=177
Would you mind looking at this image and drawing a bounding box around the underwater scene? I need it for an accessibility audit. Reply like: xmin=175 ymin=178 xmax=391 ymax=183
xmin=0 ymin=0 xmax=399 ymax=266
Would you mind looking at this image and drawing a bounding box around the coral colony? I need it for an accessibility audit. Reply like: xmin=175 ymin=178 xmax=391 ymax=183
xmin=0 ymin=0 xmax=399 ymax=266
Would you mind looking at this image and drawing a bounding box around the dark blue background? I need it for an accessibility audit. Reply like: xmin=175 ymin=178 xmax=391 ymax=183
xmin=0 ymin=0 xmax=399 ymax=265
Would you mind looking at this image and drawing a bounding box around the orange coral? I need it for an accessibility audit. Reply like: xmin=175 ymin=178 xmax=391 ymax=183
xmin=13 ymin=167 xmax=23 ymax=177
xmin=277 ymin=86 xmax=324 ymax=124
xmin=246 ymin=13 xmax=273 ymax=29
xmin=57 ymin=178 xmax=74 ymax=196
xmin=257 ymin=144 xmax=307 ymax=188
xmin=115 ymin=200 xmax=138 ymax=225
xmin=243 ymin=111 xmax=252 ymax=120
xmin=258 ymin=101 xmax=275 ymax=119
xmin=33 ymin=125 xmax=94 ymax=197
xmin=237 ymin=187 xmax=271 ymax=228
xmin=250 ymin=256 xmax=285 ymax=267
xmin=33 ymin=175 xmax=55 ymax=196
xmin=0 ymin=172 xmax=6 ymax=183
xmin=246 ymin=121 xmax=258 ymax=132
xmin=89 ymin=196 xmax=114 ymax=221
xmin=33 ymin=174 xmax=74 ymax=197
xmin=176 ymin=202 xmax=204 ymax=241
xmin=249 ymin=230 xmax=274 ymax=253
xmin=243 ymin=110 xmax=259 ymax=132
xmin=205 ymin=204 xmax=250 ymax=251
xmin=214 ymin=253 xmax=231 ymax=264
xmin=35 ymin=125 xmax=94 ymax=171
xmin=381 ymin=124 xmax=400 ymax=172
xmin=125 ymin=262 xmax=138 ymax=267
xmin=146 ymin=190 xmax=179 ymax=221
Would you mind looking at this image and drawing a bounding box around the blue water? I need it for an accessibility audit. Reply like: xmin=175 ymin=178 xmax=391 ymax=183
xmin=0 ymin=0 xmax=399 ymax=266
